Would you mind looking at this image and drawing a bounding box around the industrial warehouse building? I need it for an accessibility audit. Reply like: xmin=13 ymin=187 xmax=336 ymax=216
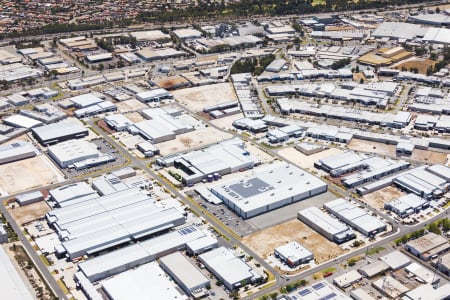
xmin=404 ymin=233 xmax=450 ymax=261
xmin=274 ymin=241 xmax=314 ymax=267
xmin=406 ymin=262 xmax=440 ymax=285
xmin=266 ymin=124 xmax=303 ymax=144
xmin=101 ymin=263 xmax=186 ymax=300
xmin=433 ymin=252 xmax=450 ymax=276
xmin=159 ymin=252 xmax=210 ymax=298
xmin=136 ymin=88 xmax=172 ymax=102
xmin=104 ymin=114 xmax=133 ymax=131
xmin=404 ymin=283 xmax=450 ymax=300
xmin=210 ymin=162 xmax=327 ymax=219
xmin=358 ymin=261 xmax=390 ymax=278
xmin=427 ymin=164 xmax=450 ymax=181
xmin=356 ymin=164 xmax=450 ymax=197
xmin=265 ymin=59 xmax=286 ymax=72
xmin=78 ymin=225 xmax=216 ymax=282
xmin=384 ymin=193 xmax=429 ymax=218
xmin=379 ymin=250 xmax=411 ymax=271
xmin=49 ymin=182 xmax=99 ymax=207
xmin=324 ymin=198 xmax=386 ymax=236
xmin=161 ymin=138 xmax=259 ymax=185
xmin=0 ymin=141 xmax=38 ymax=164
xmin=277 ymin=98 xmax=410 ymax=129
xmin=198 ymin=247 xmax=263 ymax=290
xmin=298 ymin=207 xmax=355 ymax=244
xmin=393 ymin=167 xmax=448 ymax=200
xmin=31 ymin=119 xmax=88 ymax=146
xmin=46 ymin=187 xmax=186 ymax=259
xmin=333 ymin=270 xmax=363 ymax=289
xmin=47 ymin=139 xmax=115 ymax=169
xmin=286 ymin=280 xmax=352 ymax=300
xmin=315 ymin=151 xmax=366 ymax=176
xmin=372 ymin=276 xmax=409 ymax=299
xmin=315 ymin=151 xmax=409 ymax=186
xmin=92 ymin=174 xmax=150 ymax=196
xmin=129 ymin=108 xmax=194 ymax=144
xmin=15 ymin=191 xmax=44 ymax=206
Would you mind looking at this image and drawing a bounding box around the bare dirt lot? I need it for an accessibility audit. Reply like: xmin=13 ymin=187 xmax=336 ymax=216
xmin=348 ymin=139 xmax=395 ymax=157
xmin=124 ymin=112 xmax=146 ymax=123
xmin=349 ymin=139 xmax=447 ymax=164
xmin=363 ymin=186 xmax=406 ymax=210
xmin=172 ymin=83 xmax=237 ymax=112
xmin=210 ymin=113 xmax=244 ymax=130
xmin=10 ymin=201 xmax=51 ymax=225
xmin=411 ymin=148 xmax=447 ymax=164
xmin=157 ymin=127 xmax=233 ymax=156
xmin=277 ymin=146 xmax=342 ymax=171
xmin=246 ymin=142 xmax=275 ymax=164
xmin=392 ymin=58 xmax=436 ymax=75
xmin=242 ymin=219 xmax=346 ymax=264
xmin=115 ymin=99 xmax=148 ymax=113
xmin=0 ymin=156 xmax=65 ymax=195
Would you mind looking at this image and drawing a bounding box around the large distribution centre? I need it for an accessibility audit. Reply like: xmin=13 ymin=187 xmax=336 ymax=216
xmin=101 ymin=263 xmax=187 ymax=300
xmin=47 ymin=139 xmax=115 ymax=169
xmin=46 ymin=187 xmax=186 ymax=259
xmin=31 ymin=119 xmax=88 ymax=146
xmin=78 ymin=225 xmax=216 ymax=282
xmin=210 ymin=162 xmax=327 ymax=219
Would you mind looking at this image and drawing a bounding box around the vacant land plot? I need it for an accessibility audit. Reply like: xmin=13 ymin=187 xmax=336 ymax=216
xmin=0 ymin=156 xmax=65 ymax=195
xmin=115 ymin=98 xmax=148 ymax=113
xmin=172 ymin=83 xmax=237 ymax=112
xmin=157 ymin=127 xmax=233 ymax=156
xmin=392 ymin=58 xmax=436 ymax=74
xmin=243 ymin=219 xmax=346 ymax=264
xmin=363 ymin=186 xmax=406 ymax=210
xmin=10 ymin=201 xmax=51 ymax=225
xmin=277 ymin=146 xmax=342 ymax=171
xmin=348 ymin=139 xmax=395 ymax=157
xmin=349 ymin=139 xmax=447 ymax=164
xmin=411 ymin=148 xmax=447 ymax=164
xmin=246 ymin=142 xmax=274 ymax=164
xmin=124 ymin=112 xmax=146 ymax=123
xmin=210 ymin=113 xmax=244 ymax=130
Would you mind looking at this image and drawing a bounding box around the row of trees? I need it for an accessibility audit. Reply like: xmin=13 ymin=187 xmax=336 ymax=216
xmin=95 ymin=36 xmax=138 ymax=52
xmin=395 ymin=218 xmax=450 ymax=246
xmin=135 ymin=0 xmax=431 ymax=25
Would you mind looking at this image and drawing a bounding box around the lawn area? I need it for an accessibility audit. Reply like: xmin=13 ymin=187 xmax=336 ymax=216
xmin=312 ymin=0 xmax=326 ymax=5
xmin=367 ymin=246 xmax=386 ymax=255
xmin=321 ymin=267 xmax=336 ymax=274
xmin=57 ymin=279 xmax=70 ymax=295
xmin=313 ymin=267 xmax=336 ymax=279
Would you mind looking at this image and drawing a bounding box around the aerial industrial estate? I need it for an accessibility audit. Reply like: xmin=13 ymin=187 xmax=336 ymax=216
xmin=0 ymin=1 xmax=450 ymax=300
